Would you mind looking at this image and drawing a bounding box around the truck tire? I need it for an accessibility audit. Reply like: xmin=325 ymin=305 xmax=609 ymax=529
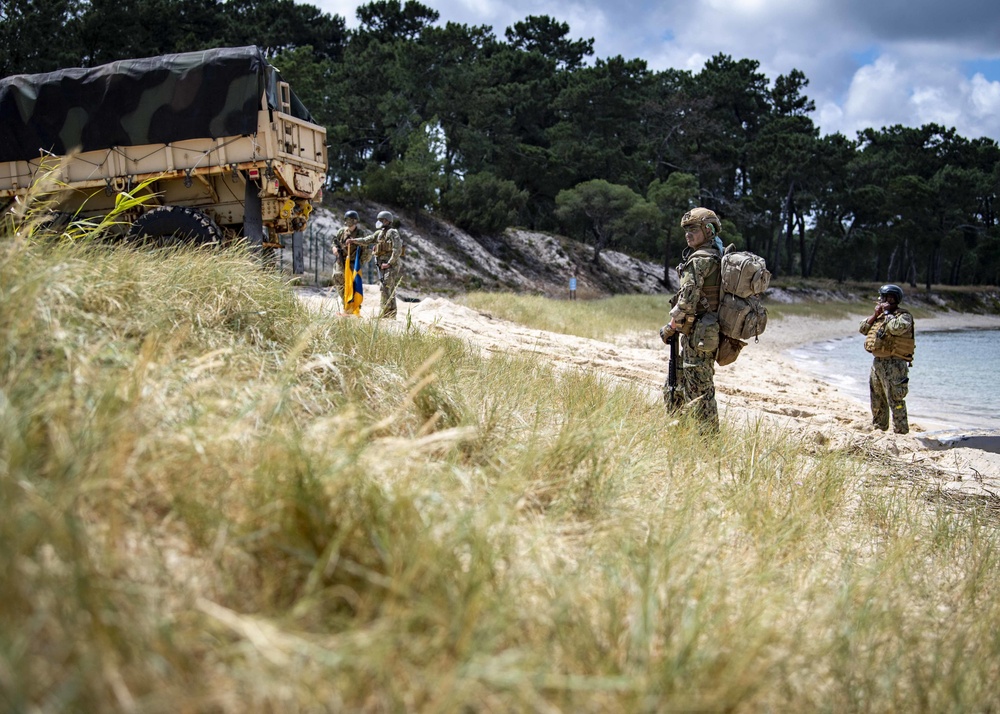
xmin=128 ymin=206 xmax=223 ymax=246
xmin=35 ymin=211 xmax=73 ymax=235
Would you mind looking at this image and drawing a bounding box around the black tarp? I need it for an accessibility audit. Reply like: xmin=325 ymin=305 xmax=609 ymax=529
xmin=0 ymin=46 xmax=316 ymax=163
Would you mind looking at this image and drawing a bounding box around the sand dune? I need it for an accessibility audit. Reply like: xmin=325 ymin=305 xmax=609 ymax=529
xmin=299 ymin=287 xmax=1000 ymax=497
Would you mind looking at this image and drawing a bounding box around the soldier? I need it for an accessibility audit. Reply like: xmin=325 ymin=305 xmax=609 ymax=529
xmin=659 ymin=207 xmax=724 ymax=432
xmin=331 ymin=210 xmax=369 ymax=311
xmin=859 ymin=284 xmax=915 ymax=434
xmin=349 ymin=210 xmax=404 ymax=318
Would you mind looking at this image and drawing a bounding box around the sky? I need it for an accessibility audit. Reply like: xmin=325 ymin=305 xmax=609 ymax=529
xmin=313 ymin=0 xmax=1000 ymax=143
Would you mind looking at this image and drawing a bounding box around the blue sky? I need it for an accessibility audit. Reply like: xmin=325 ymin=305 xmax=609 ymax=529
xmin=315 ymin=0 xmax=1000 ymax=142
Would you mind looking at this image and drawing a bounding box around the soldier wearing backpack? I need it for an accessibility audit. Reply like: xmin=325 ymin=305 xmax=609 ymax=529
xmin=659 ymin=207 xmax=724 ymax=432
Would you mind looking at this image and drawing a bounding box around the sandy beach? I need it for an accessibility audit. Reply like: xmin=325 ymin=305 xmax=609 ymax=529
xmin=299 ymin=288 xmax=1000 ymax=497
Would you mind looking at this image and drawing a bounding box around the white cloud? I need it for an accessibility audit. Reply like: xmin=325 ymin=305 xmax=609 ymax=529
xmin=839 ymin=56 xmax=912 ymax=134
xmin=912 ymin=85 xmax=962 ymax=128
xmin=958 ymin=74 xmax=1000 ymax=140
xmin=823 ymin=50 xmax=1000 ymax=140
xmin=321 ymin=0 xmax=363 ymax=26
xmin=969 ymin=74 xmax=1000 ymax=117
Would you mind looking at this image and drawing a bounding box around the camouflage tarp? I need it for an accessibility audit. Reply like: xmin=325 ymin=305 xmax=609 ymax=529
xmin=0 ymin=46 xmax=316 ymax=163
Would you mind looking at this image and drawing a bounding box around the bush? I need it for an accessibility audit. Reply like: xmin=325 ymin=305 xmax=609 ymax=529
xmin=439 ymin=172 xmax=528 ymax=236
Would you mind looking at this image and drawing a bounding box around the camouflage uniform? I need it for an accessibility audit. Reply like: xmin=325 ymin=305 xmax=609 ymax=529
xmin=353 ymin=226 xmax=403 ymax=318
xmin=331 ymin=224 xmax=370 ymax=308
xmin=859 ymin=309 xmax=914 ymax=434
xmin=666 ymin=244 xmax=723 ymax=431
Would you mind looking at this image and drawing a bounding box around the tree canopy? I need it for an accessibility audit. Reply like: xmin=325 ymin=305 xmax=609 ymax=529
xmin=3 ymin=0 xmax=999 ymax=286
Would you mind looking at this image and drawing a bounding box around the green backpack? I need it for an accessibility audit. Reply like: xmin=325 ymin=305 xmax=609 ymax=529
xmin=716 ymin=246 xmax=771 ymax=364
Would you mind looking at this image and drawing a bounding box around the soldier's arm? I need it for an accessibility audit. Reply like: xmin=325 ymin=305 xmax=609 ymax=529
xmin=669 ymin=259 xmax=707 ymax=322
xmin=861 ymin=300 xmax=886 ymax=333
xmin=351 ymin=232 xmax=376 ymax=246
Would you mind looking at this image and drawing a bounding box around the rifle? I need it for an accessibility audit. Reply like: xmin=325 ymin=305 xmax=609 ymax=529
xmin=666 ymin=330 xmax=682 ymax=412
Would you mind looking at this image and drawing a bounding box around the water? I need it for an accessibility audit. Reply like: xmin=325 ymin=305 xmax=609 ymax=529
xmin=788 ymin=328 xmax=1000 ymax=433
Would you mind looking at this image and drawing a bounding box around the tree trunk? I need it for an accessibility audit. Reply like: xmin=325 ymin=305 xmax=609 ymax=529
xmin=769 ymin=223 xmax=782 ymax=277
xmin=923 ymin=248 xmax=933 ymax=291
xmin=662 ymin=228 xmax=674 ymax=289
xmin=784 ymin=184 xmax=795 ymax=275
xmin=590 ymin=225 xmax=607 ymax=265
xmin=796 ymin=211 xmax=808 ymax=277
xmin=886 ymin=242 xmax=899 ymax=282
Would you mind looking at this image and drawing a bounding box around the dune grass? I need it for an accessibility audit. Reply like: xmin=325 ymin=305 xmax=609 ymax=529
xmin=457 ymin=292 xmax=669 ymax=341
xmin=4 ymin=208 xmax=1000 ymax=712
xmin=456 ymin=290 xmax=879 ymax=342
xmin=458 ymin=289 xmax=942 ymax=343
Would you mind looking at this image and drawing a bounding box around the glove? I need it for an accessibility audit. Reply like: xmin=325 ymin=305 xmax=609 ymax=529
xmin=659 ymin=324 xmax=675 ymax=344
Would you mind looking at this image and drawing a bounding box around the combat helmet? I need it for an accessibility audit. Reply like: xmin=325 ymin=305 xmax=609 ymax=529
xmin=680 ymin=207 xmax=722 ymax=237
xmin=377 ymin=210 xmax=394 ymax=224
xmin=879 ymin=284 xmax=904 ymax=303
xmin=344 ymin=210 xmax=359 ymax=221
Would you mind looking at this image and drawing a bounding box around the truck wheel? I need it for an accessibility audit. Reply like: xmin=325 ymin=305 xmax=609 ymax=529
xmin=31 ymin=211 xmax=73 ymax=237
xmin=128 ymin=206 xmax=223 ymax=246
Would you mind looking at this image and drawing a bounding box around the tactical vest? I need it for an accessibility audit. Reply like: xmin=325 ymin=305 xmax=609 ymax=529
xmin=864 ymin=309 xmax=915 ymax=362
xmin=371 ymin=228 xmax=394 ymax=259
xmin=677 ymin=247 xmax=721 ymax=315
xmin=372 ymin=228 xmax=405 ymax=263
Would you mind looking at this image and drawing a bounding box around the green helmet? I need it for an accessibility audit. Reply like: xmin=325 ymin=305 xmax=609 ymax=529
xmin=680 ymin=207 xmax=722 ymax=237
xmin=344 ymin=210 xmax=359 ymax=221
xmin=377 ymin=210 xmax=393 ymax=224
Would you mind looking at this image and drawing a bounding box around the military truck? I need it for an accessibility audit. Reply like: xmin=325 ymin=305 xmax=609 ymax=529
xmin=0 ymin=46 xmax=327 ymax=247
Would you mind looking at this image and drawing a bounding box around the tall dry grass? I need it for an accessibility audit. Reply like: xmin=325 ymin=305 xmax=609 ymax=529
xmin=457 ymin=289 xmax=939 ymax=342
xmin=3 ymin=200 xmax=1000 ymax=712
xmin=458 ymin=292 xmax=667 ymax=342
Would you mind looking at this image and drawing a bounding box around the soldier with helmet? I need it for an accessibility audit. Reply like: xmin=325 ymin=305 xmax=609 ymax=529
xmin=859 ymin=284 xmax=915 ymax=434
xmin=331 ymin=210 xmax=370 ymax=312
xmin=349 ymin=210 xmax=404 ymax=318
xmin=659 ymin=207 xmax=724 ymax=432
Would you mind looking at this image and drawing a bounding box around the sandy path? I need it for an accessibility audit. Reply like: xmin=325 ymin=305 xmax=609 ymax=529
xmin=298 ymin=287 xmax=1000 ymax=495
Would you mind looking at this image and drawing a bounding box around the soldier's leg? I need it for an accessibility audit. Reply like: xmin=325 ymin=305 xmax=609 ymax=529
xmin=662 ymin=377 xmax=680 ymax=411
xmin=331 ymin=265 xmax=345 ymax=310
xmin=663 ymin=369 xmax=685 ymax=412
xmin=362 ymin=250 xmax=375 ymax=283
xmin=381 ymin=267 xmax=401 ymax=318
xmin=680 ymin=336 xmax=719 ymax=432
xmin=887 ymin=360 xmax=910 ymax=434
xmin=869 ymin=361 xmax=890 ymax=431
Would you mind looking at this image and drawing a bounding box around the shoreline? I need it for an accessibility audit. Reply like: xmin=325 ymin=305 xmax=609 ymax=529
xmin=755 ymin=311 xmax=1000 ymax=352
xmin=773 ymin=312 xmax=1000 ymax=438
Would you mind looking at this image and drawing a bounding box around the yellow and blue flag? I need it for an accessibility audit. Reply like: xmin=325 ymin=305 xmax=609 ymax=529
xmin=344 ymin=246 xmax=363 ymax=315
